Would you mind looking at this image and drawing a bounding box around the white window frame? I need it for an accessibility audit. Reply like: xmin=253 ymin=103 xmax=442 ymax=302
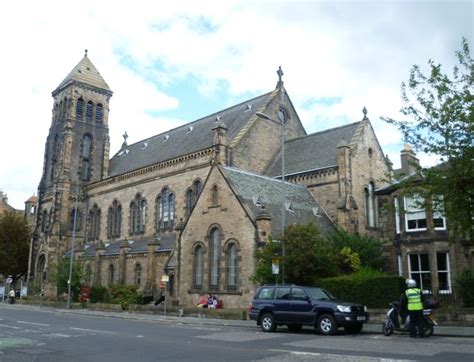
xmin=432 ymin=196 xmax=447 ymax=231
xmin=408 ymin=253 xmax=431 ymax=290
xmin=437 ymin=252 xmax=452 ymax=294
xmin=404 ymin=195 xmax=427 ymax=232
xmin=394 ymin=197 xmax=400 ymax=234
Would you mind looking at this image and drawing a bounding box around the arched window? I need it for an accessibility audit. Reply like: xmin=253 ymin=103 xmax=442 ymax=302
xmin=365 ymin=182 xmax=376 ymax=228
xmin=81 ymin=135 xmax=92 ymax=181
xmin=107 ymin=200 xmax=121 ymax=238
xmin=156 ymin=188 xmax=175 ymax=231
xmin=135 ymin=264 xmax=142 ymax=286
xmin=88 ymin=204 xmax=100 ymax=241
xmin=41 ymin=210 xmax=48 ymax=232
xmin=86 ymin=101 xmax=94 ymax=121
xmin=108 ymin=264 xmax=114 ymax=285
xmin=70 ymin=208 xmax=81 ymax=232
xmin=76 ymin=97 xmax=84 ymax=119
xmin=130 ymin=194 xmax=147 ymax=235
xmin=193 ymin=180 xmax=202 ymax=204
xmin=186 ymin=189 xmax=193 ymax=215
xmin=95 ymin=103 xmax=103 ymax=123
xmin=210 ymin=228 xmax=220 ymax=287
xmin=212 ymin=185 xmax=219 ymax=205
xmin=50 ymin=134 xmax=59 ymax=181
xmin=194 ymin=245 xmax=204 ymax=288
xmin=227 ymin=243 xmax=237 ymax=288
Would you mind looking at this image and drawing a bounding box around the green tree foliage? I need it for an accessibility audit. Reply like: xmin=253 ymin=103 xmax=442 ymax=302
xmin=457 ymin=267 xmax=474 ymax=307
xmin=382 ymin=38 xmax=473 ymax=241
xmin=0 ymin=211 xmax=31 ymax=280
xmin=251 ymin=237 xmax=283 ymax=285
xmin=331 ymin=228 xmax=387 ymax=271
xmin=337 ymin=247 xmax=361 ymax=274
xmin=53 ymin=257 xmax=84 ymax=302
xmin=284 ymin=223 xmax=339 ymax=284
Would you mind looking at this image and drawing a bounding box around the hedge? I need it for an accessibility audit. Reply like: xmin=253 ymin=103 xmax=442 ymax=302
xmin=318 ymin=275 xmax=405 ymax=308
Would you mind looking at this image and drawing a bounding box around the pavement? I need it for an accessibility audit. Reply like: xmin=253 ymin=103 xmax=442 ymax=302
xmin=2 ymin=303 xmax=474 ymax=338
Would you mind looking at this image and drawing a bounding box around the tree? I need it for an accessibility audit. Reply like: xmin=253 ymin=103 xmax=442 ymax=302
xmin=251 ymin=223 xmax=339 ymax=285
xmin=331 ymin=228 xmax=387 ymax=271
xmin=382 ymin=38 xmax=473 ymax=241
xmin=0 ymin=211 xmax=31 ymax=280
xmin=53 ymin=257 xmax=84 ymax=302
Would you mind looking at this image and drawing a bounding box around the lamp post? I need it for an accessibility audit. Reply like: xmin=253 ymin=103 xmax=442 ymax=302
xmin=256 ymin=111 xmax=286 ymax=283
xmin=67 ymin=183 xmax=80 ymax=309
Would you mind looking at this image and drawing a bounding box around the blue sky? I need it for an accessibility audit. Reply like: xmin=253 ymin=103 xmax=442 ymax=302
xmin=0 ymin=0 xmax=472 ymax=209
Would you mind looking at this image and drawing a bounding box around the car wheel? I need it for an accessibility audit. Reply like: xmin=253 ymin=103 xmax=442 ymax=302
xmin=382 ymin=320 xmax=393 ymax=336
xmin=423 ymin=321 xmax=434 ymax=337
xmin=287 ymin=324 xmax=303 ymax=332
xmin=344 ymin=324 xmax=363 ymax=334
xmin=260 ymin=313 xmax=277 ymax=332
xmin=318 ymin=314 xmax=337 ymax=335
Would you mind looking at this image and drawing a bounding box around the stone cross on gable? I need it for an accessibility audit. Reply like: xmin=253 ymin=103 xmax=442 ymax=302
xmin=122 ymin=131 xmax=128 ymax=146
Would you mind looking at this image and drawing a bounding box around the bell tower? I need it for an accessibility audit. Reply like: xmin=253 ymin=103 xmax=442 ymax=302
xmin=29 ymin=51 xmax=113 ymax=294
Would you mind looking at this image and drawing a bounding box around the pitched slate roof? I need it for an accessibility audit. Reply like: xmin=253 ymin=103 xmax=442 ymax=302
xmin=53 ymin=53 xmax=111 ymax=95
xmin=222 ymin=167 xmax=334 ymax=236
xmin=72 ymin=234 xmax=176 ymax=258
xmin=265 ymin=121 xmax=361 ymax=177
xmin=108 ymin=91 xmax=276 ymax=177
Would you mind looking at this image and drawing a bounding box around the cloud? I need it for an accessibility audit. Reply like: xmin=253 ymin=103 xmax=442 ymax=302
xmin=0 ymin=0 xmax=471 ymax=208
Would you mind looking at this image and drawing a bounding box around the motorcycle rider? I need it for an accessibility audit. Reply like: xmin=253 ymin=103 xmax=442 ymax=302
xmin=400 ymin=278 xmax=425 ymax=338
xmin=8 ymin=289 xmax=15 ymax=304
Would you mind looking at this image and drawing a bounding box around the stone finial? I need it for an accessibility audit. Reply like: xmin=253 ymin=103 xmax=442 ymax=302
xmin=362 ymin=106 xmax=368 ymax=120
xmin=84 ymin=49 xmax=88 ymax=57
xmin=276 ymin=66 xmax=284 ymax=88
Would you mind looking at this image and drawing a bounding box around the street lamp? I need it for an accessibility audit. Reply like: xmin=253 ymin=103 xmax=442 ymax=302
xmin=256 ymin=111 xmax=286 ymax=283
xmin=67 ymin=182 xmax=80 ymax=309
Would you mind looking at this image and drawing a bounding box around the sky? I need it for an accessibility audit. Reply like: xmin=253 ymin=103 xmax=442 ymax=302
xmin=0 ymin=0 xmax=472 ymax=210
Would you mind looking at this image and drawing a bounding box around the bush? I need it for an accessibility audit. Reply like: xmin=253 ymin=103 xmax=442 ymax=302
xmin=319 ymin=274 xmax=405 ymax=308
xmin=89 ymin=285 xmax=110 ymax=304
xmin=108 ymin=284 xmax=140 ymax=310
xmin=457 ymin=268 xmax=474 ymax=307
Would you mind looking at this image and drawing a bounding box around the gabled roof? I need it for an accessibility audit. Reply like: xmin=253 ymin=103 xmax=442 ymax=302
xmin=108 ymin=91 xmax=276 ymax=177
xmin=265 ymin=121 xmax=361 ymax=177
xmin=222 ymin=166 xmax=334 ymax=236
xmin=53 ymin=53 xmax=111 ymax=95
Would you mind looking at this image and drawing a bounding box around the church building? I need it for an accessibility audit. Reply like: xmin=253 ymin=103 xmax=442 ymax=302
xmin=28 ymin=52 xmax=390 ymax=308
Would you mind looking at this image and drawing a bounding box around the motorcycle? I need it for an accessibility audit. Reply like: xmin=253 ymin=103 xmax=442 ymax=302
xmin=8 ymin=292 xmax=16 ymax=304
xmin=382 ymin=301 xmax=437 ymax=337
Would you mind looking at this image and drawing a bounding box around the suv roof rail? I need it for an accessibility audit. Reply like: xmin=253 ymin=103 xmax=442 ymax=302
xmin=262 ymin=283 xmax=296 ymax=286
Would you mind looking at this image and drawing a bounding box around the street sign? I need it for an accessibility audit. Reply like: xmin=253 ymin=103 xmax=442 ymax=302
xmin=161 ymin=275 xmax=169 ymax=282
xmin=5 ymin=277 xmax=13 ymax=285
xmin=272 ymin=263 xmax=279 ymax=275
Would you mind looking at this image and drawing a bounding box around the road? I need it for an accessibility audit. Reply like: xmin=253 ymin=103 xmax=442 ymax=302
xmin=1 ymin=305 xmax=473 ymax=361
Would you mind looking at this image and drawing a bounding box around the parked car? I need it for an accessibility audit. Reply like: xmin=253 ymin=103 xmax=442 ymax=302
xmin=249 ymin=284 xmax=369 ymax=335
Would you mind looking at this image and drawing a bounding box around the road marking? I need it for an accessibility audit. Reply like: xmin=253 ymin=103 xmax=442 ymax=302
xmin=69 ymin=327 xmax=118 ymax=335
xmin=49 ymin=333 xmax=72 ymax=338
xmin=0 ymin=323 xmax=20 ymax=330
xmin=269 ymin=349 xmax=414 ymax=361
xmin=17 ymin=320 xmax=50 ymax=327
xmin=136 ymin=335 xmax=144 ymax=338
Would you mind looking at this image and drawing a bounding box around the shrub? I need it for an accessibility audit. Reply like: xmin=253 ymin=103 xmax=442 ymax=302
xmin=89 ymin=285 xmax=110 ymax=304
xmin=319 ymin=274 xmax=404 ymax=308
xmin=457 ymin=267 xmax=474 ymax=307
xmin=108 ymin=284 xmax=140 ymax=310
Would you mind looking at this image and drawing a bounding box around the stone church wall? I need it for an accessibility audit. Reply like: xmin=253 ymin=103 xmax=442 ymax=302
xmin=179 ymin=167 xmax=257 ymax=309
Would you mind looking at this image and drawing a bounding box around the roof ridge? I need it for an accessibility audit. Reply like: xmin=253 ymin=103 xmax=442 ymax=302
xmin=124 ymin=91 xmax=275 ymax=148
xmin=285 ymin=120 xmax=362 ymax=144
xmin=223 ymin=166 xmax=304 ymax=188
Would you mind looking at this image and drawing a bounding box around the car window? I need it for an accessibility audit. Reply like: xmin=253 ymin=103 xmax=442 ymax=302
xmin=257 ymin=287 xmax=274 ymax=300
xmin=290 ymin=288 xmax=308 ymax=300
xmin=305 ymin=287 xmax=335 ymax=300
xmin=275 ymin=287 xmax=291 ymax=300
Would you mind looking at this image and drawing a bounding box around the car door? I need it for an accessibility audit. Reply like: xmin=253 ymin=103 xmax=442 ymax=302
xmin=273 ymin=287 xmax=292 ymax=323
xmin=288 ymin=287 xmax=313 ymax=324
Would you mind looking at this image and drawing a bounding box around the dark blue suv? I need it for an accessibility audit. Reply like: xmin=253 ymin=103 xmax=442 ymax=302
xmin=249 ymin=284 xmax=369 ymax=335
